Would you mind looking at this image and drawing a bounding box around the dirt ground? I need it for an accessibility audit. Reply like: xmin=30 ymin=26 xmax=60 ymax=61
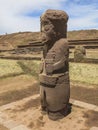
xmin=0 ymin=125 xmax=9 ymax=130
xmin=70 ymin=83 xmax=98 ymax=106
xmin=0 ymin=75 xmax=39 ymax=106
xmin=0 ymin=75 xmax=98 ymax=106
xmin=0 ymin=94 xmax=98 ymax=130
xmin=0 ymin=75 xmax=98 ymax=130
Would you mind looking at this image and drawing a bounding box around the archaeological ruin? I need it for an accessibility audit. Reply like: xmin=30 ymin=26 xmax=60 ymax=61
xmin=39 ymin=9 xmax=70 ymax=120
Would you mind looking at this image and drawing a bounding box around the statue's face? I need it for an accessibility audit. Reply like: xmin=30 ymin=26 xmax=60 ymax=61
xmin=41 ymin=20 xmax=56 ymax=43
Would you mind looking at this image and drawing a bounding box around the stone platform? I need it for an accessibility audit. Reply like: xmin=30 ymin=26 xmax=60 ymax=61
xmin=0 ymin=94 xmax=98 ymax=130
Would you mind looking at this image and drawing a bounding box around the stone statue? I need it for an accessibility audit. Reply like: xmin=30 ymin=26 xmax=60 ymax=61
xmin=74 ymin=45 xmax=86 ymax=62
xmin=39 ymin=9 xmax=70 ymax=120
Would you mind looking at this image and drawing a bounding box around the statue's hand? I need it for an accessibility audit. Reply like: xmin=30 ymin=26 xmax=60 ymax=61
xmin=45 ymin=63 xmax=53 ymax=75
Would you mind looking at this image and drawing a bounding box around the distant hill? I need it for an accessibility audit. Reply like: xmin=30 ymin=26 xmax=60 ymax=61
xmin=67 ymin=29 xmax=98 ymax=40
xmin=0 ymin=32 xmax=41 ymax=50
xmin=0 ymin=29 xmax=98 ymax=50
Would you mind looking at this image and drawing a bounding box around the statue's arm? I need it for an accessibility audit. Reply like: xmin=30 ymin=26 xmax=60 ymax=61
xmin=53 ymin=55 xmax=68 ymax=71
xmin=53 ymin=41 xmax=69 ymax=71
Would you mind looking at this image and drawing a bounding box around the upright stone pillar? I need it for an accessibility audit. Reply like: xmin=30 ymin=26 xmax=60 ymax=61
xmin=74 ymin=45 xmax=86 ymax=62
xmin=39 ymin=9 xmax=70 ymax=120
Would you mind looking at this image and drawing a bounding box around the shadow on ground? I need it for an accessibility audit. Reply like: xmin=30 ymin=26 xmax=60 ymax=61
xmin=71 ymin=85 xmax=98 ymax=105
xmin=0 ymin=82 xmax=39 ymax=106
xmin=0 ymin=124 xmax=9 ymax=130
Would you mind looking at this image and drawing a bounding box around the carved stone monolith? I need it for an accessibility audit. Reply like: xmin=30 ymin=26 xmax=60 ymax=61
xmin=74 ymin=45 xmax=86 ymax=62
xmin=39 ymin=9 xmax=70 ymax=120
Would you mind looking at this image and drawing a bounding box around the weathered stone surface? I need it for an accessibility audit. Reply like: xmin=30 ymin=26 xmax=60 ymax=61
xmin=74 ymin=45 xmax=86 ymax=62
xmin=41 ymin=9 xmax=68 ymax=43
xmin=39 ymin=9 xmax=70 ymax=120
xmin=70 ymin=98 xmax=98 ymax=112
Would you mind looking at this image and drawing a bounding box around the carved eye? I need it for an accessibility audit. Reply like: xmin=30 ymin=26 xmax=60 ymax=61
xmin=42 ymin=21 xmax=49 ymax=26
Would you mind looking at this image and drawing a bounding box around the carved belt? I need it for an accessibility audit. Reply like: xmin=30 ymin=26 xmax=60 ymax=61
xmin=57 ymin=73 xmax=69 ymax=84
xmin=39 ymin=74 xmax=57 ymax=87
xmin=39 ymin=73 xmax=69 ymax=88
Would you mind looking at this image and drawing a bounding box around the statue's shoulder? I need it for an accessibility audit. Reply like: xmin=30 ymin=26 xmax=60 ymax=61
xmin=54 ymin=38 xmax=68 ymax=48
xmin=59 ymin=38 xmax=68 ymax=42
xmin=51 ymin=38 xmax=69 ymax=52
xmin=58 ymin=38 xmax=68 ymax=44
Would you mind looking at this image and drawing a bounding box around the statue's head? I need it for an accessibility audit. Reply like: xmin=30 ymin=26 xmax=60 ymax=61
xmin=40 ymin=9 xmax=69 ymax=44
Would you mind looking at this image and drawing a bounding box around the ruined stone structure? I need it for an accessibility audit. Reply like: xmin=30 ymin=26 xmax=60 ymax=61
xmin=74 ymin=45 xmax=86 ymax=62
xmin=39 ymin=9 xmax=70 ymax=120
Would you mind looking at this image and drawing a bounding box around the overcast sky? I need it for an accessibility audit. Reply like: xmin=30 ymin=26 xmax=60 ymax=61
xmin=0 ymin=0 xmax=98 ymax=34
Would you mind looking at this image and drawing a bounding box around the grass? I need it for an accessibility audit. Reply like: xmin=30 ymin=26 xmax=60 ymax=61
xmin=0 ymin=59 xmax=98 ymax=106
xmin=69 ymin=49 xmax=98 ymax=59
xmin=69 ymin=62 xmax=98 ymax=85
xmin=17 ymin=60 xmax=40 ymax=79
xmin=17 ymin=60 xmax=98 ymax=86
xmin=0 ymin=59 xmax=24 ymax=78
xmin=86 ymin=49 xmax=98 ymax=59
xmin=0 ymin=59 xmax=40 ymax=106
xmin=0 ymin=58 xmax=40 ymax=79
xmin=0 ymin=59 xmax=97 ymax=86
